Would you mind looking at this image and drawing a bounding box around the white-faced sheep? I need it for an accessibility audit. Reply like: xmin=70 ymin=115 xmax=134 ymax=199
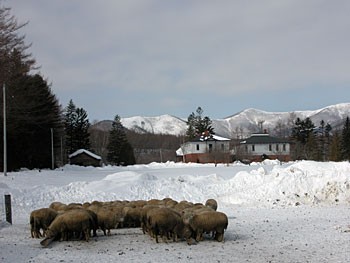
xmin=30 ymin=208 xmax=58 ymax=238
xmin=183 ymin=210 xmax=228 ymax=242
xmin=40 ymin=209 xmax=94 ymax=247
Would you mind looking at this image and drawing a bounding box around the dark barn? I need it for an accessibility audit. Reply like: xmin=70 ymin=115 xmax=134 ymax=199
xmin=68 ymin=149 xmax=102 ymax=167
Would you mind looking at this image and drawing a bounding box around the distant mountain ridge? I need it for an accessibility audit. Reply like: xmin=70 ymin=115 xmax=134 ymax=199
xmin=92 ymin=103 xmax=350 ymax=138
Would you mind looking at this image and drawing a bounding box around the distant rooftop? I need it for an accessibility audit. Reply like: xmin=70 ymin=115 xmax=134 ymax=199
xmin=241 ymin=133 xmax=290 ymax=144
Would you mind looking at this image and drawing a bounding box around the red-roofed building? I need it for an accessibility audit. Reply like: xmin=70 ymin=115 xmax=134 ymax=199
xmin=177 ymin=134 xmax=231 ymax=164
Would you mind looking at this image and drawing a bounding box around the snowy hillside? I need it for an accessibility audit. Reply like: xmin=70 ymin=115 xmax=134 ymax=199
xmin=93 ymin=103 xmax=350 ymax=137
xmin=93 ymin=115 xmax=187 ymax=135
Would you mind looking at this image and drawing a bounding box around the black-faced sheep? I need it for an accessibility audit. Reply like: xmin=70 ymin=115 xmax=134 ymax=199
xmin=40 ymin=209 xmax=94 ymax=247
xmin=183 ymin=210 xmax=228 ymax=242
xmin=30 ymin=208 xmax=58 ymax=238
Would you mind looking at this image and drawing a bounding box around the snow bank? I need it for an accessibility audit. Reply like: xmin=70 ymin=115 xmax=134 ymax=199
xmin=1 ymin=160 xmax=350 ymax=224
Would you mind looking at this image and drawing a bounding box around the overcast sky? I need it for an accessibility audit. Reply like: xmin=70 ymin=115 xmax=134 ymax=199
xmin=7 ymin=0 xmax=350 ymax=121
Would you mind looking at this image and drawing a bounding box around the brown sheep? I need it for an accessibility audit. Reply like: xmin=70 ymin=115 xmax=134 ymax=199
xmin=49 ymin=201 xmax=68 ymax=212
xmin=30 ymin=208 xmax=58 ymax=238
xmin=205 ymin=198 xmax=218 ymax=211
xmin=88 ymin=206 xmax=124 ymax=236
xmin=40 ymin=209 xmax=94 ymax=247
xmin=140 ymin=205 xmax=162 ymax=234
xmin=122 ymin=206 xmax=143 ymax=228
xmin=183 ymin=210 xmax=228 ymax=242
xmin=147 ymin=207 xmax=193 ymax=244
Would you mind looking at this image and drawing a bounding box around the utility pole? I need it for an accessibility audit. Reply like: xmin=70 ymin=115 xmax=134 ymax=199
xmin=51 ymin=128 xmax=54 ymax=169
xmin=3 ymin=84 xmax=7 ymax=176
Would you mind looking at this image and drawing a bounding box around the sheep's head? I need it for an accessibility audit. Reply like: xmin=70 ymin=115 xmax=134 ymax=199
xmin=45 ymin=228 xmax=55 ymax=239
xmin=181 ymin=211 xmax=194 ymax=225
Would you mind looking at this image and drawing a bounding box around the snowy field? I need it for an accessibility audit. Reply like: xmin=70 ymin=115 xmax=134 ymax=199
xmin=0 ymin=160 xmax=350 ymax=262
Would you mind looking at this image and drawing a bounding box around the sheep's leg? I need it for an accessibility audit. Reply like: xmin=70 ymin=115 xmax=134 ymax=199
xmin=195 ymin=229 xmax=204 ymax=242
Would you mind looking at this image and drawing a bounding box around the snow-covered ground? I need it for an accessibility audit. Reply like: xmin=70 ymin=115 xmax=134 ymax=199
xmin=0 ymin=160 xmax=350 ymax=262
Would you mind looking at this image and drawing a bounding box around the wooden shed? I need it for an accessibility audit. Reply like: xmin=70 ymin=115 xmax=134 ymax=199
xmin=68 ymin=149 xmax=102 ymax=167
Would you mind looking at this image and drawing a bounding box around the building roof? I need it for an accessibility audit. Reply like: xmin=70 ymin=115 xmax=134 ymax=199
xmin=68 ymin=149 xmax=102 ymax=160
xmin=190 ymin=134 xmax=231 ymax=142
xmin=240 ymin=133 xmax=290 ymax=144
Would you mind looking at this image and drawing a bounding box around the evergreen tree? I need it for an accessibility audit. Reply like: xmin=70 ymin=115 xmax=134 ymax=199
xmin=341 ymin=116 xmax=350 ymax=160
xmin=64 ymin=100 xmax=77 ymax=154
xmin=75 ymin=107 xmax=90 ymax=150
xmin=0 ymin=7 xmax=63 ymax=170
xmin=329 ymin=131 xmax=342 ymax=161
xmin=107 ymin=115 xmax=135 ymax=165
xmin=64 ymin=100 xmax=90 ymax=154
xmin=291 ymin=117 xmax=316 ymax=159
xmin=0 ymin=6 xmax=35 ymax=86
xmin=2 ymin=74 xmax=63 ymax=170
xmin=186 ymin=107 xmax=214 ymax=141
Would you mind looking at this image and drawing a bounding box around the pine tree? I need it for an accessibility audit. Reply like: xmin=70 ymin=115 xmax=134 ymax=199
xmin=0 ymin=6 xmax=35 ymax=86
xmin=341 ymin=116 xmax=350 ymax=160
xmin=75 ymin=107 xmax=90 ymax=150
xmin=64 ymin=100 xmax=77 ymax=154
xmin=64 ymin=100 xmax=90 ymax=154
xmin=107 ymin=115 xmax=135 ymax=165
xmin=291 ymin=117 xmax=316 ymax=159
xmin=186 ymin=107 xmax=214 ymax=141
xmin=2 ymin=74 xmax=63 ymax=170
xmin=0 ymin=7 xmax=64 ymax=171
xmin=329 ymin=131 xmax=342 ymax=161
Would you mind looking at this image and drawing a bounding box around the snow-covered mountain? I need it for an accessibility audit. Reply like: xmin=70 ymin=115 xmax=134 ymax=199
xmin=93 ymin=114 xmax=187 ymax=135
xmin=93 ymin=103 xmax=350 ymax=138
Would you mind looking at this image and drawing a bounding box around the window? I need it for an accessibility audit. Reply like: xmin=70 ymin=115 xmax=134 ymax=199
xmin=269 ymin=144 xmax=272 ymax=151
xmin=221 ymin=144 xmax=224 ymax=151
xmin=283 ymin=144 xmax=286 ymax=151
xmin=209 ymin=144 xmax=213 ymax=152
xmin=196 ymin=144 xmax=199 ymax=151
xmin=252 ymin=145 xmax=255 ymax=151
xmin=276 ymin=144 xmax=279 ymax=151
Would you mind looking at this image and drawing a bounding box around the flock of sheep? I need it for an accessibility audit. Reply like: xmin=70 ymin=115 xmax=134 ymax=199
xmin=29 ymin=198 xmax=228 ymax=247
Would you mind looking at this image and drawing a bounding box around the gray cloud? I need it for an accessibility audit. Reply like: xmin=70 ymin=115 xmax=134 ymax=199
xmin=8 ymin=0 xmax=350 ymax=120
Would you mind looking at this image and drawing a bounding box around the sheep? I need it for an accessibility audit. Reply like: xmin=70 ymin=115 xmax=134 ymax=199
xmin=122 ymin=206 xmax=143 ymax=228
xmin=49 ymin=201 xmax=67 ymax=212
xmin=173 ymin=200 xmax=193 ymax=212
xmin=40 ymin=209 xmax=94 ymax=247
xmin=183 ymin=210 xmax=228 ymax=242
xmin=30 ymin=208 xmax=58 ymax=238
xmin=205 ymin=198 xmax=218 ymax=211
xmin=88 ymin=206 xmax=124 ymax=236
xmin=140 ymin=205 xmax=162 ymax=234
xmin=146 ymin=207 xmax=193 ymax=244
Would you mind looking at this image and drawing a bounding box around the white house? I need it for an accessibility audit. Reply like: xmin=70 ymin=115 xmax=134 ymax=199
xmin=239 ymin=133 xmax=291 ymax=162
xmin=177 ymin=133 xmax=231 ymax=163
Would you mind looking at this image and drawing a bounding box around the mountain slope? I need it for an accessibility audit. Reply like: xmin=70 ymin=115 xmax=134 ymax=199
xmin=92 ymin=103 xmax=350 ymax=138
